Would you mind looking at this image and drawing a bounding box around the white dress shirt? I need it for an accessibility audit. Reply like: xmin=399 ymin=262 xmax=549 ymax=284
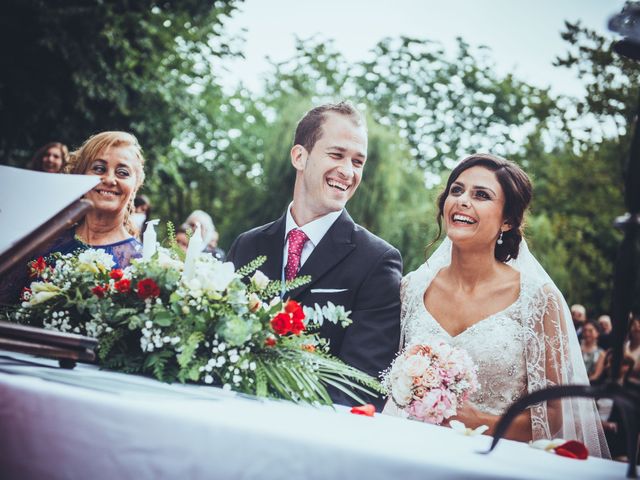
xmin=282 ymin=204 xmax=343 ymax=279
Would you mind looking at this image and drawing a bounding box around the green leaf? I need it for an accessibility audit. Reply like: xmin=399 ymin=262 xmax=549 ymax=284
xmin=153 ymin=310 xmax=173 ymax=327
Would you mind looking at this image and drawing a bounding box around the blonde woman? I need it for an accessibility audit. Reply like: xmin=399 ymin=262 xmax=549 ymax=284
xmin=0 ymin=132 xmax=146 ymax=304
xmin=59 ymin=131 xmax=146 ymax=266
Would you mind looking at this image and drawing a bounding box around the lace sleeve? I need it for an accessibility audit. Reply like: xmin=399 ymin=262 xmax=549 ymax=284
xmin=398 ymin=275 xmax=411 ymax=349
xmin=106 ymin=238 xmax=142 ymax=269
xmin=522 ymin=281 xmax=609 ymax=457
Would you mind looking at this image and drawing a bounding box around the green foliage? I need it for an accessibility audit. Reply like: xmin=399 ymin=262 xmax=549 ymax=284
xmin=144 ymin=350 xmax=177 ymax=382
xmin=236 ymin=256 xmax=267 ymax=278
xmin=0 ymin=0 xmax=241 ymax=172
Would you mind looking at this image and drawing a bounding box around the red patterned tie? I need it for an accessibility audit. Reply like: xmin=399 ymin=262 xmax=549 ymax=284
xmin=285 ymin=229 xmax=309 ymax=281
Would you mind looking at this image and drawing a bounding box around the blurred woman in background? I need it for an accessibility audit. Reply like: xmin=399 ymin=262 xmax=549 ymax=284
xmin=30 ymin=142 xmax=69 ymax=173
xmin=580 ymin=321 xmax=605 ymax=381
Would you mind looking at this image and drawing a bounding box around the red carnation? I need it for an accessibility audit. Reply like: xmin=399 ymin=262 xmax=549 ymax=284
xmin=110 ymin=269 xmax=124 ymax=281
xmin=264 ymin=337 xmax=277 ymax=347
xmin=555 ymin=440 xmax=588 ymax=460
xmin=285 ymin=300 xmax=305 ymax=322
xmin=114 ymin=278 xmax=131 ymax=293
xmin=92 ymin=284 xmax=107 ymax=298
xmin=29 ymin=256 xmax=47 ymax=277
xmin=290 ymin=316 xmax=305 ymax=335
xmin=271 ymin=312 xmax=291 ymax=335
xmin=20 ymin=287 xmax=32 ymax=301
xmin=137 ymin=278 xmax=160 ymax=299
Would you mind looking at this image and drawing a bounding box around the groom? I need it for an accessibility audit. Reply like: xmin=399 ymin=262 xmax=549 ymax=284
xmin=227 ymin=102 xmax=402 ymax=409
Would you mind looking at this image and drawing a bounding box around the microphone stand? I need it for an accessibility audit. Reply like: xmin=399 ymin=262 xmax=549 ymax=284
xmin=485 ymin=5 xmax=640 ymax=478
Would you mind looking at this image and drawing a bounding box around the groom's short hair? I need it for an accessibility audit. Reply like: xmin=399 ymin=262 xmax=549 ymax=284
xmin=293 ymin=101 xmax=365 ymax=153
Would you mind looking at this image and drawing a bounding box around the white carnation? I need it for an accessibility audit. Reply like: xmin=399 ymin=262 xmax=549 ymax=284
xmin=77 ymin=249 xmax=115 ymax=273
xmin=402 ymin=354 xmax=430 ymax=377
xmin=27 ymin=282 xmax=62 ymax=305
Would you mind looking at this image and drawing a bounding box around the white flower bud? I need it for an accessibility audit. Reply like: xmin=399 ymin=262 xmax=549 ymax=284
xmin=250 ymin=270 xmax=269 ymax=290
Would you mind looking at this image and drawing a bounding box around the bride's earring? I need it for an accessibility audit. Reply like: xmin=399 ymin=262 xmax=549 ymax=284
xmin=497 ymin=231 xmax=504 ymax=245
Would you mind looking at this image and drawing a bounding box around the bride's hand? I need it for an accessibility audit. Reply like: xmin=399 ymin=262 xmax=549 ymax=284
xmin=444 ymin=403 xmax=494 ymax=434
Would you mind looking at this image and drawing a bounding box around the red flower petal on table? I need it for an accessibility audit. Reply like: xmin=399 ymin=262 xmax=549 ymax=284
xmin=114 ymin=278 xmax=131 ymax=293
xmin=350 ymin=404 xmax=376 ymax=417
xmin=271 ymin=312 xmax=291 ymax=335
xmin=555 ymin=440 xmax=588 ymax=460
xmin=110 ymin=269 xmax=124 ymax=280
xmin=137 ymin=278 xmax=160 ymax=299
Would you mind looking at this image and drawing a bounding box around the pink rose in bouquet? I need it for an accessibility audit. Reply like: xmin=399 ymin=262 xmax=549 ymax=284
xmin=383 ymin=342 xmax=479 ymax=424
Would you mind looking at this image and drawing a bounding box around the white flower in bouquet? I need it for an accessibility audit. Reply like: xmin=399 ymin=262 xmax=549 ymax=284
xmin=24 ymin=281 xmax=63 ymax=306
xmin=402 ymin=353 xmax=431 ymax=377
xmin=250 ymin=270 xmax=269 ymax=291
xmin=76 ymin=249 xmax=115 ymax=274
xmin=185 ymin=256 xmax=237 ymax=294
xmin=155 ymin=247 xmax=183 ymax=271
xmin=248 ymin=292 xmax=262 ymax=312
xmin=388 ymin=356 xmax=416 ymax=406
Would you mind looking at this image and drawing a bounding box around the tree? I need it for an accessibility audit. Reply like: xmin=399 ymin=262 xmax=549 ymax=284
xmin=524 ymin=18 xmax=639 ymax=314
xmin=0 ymin=0 xmax=241 ymax=172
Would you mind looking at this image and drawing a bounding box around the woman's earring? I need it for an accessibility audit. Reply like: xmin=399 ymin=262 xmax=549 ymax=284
xmin=497 ymin=231 xmax=504 ymax=245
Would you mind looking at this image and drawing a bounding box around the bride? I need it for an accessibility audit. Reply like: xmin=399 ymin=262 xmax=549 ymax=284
xmin=384 ymin=153 xmax=609 ymax=458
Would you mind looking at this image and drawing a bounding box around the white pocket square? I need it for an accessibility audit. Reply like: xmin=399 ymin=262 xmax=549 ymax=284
xmin=310 ymin=288 xmax=348 ymax=293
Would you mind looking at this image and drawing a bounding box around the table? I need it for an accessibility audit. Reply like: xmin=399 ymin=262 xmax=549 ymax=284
xmin=0 ymin=351 xmax=625 ymax=479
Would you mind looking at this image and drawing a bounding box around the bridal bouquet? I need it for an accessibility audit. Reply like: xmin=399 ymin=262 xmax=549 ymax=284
xmin=11 ymin=224 xmax=380 ymax=405
xmin=383 ymin=342 xmax=479 ymax=424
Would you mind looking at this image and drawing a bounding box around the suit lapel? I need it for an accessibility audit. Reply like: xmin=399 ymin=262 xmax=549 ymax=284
xmin=256 ymin=214 xmax=286 ymax=281
xmin=290 ymin=210 xmax=356 ymax=297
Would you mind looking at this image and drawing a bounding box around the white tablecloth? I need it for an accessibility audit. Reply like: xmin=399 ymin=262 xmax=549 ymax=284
xmin=0 ymin=351 xmax=625 ymax=479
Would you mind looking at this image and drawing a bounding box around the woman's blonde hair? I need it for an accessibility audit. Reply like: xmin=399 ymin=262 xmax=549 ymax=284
xmin=67 ymin=131 xmax=146 ymax=236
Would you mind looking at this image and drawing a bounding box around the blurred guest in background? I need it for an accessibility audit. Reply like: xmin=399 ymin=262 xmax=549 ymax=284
xmin=132 ymin=194 xmax=151 ymax=237
xmin=597 ymin=314 xmax=613 ymax=350
xmin=30 ymin=142 xmax=69 ymax=173
xmin=175 ymin=226 xmax=189 ymax=253
xmin=625 ymin=312 xmax=640 ymax=389
xmin=596 ymin=351 xmax=635 ymax=459
xmin=206 ymin=226 xmax=226 ymax=261
xmin=580 ymin=321 xmax=605 ymax=381
xmin=0 ymin=131 xmax=146 ymax=305
xmin=571 ymin=303 xmax=587 ymax=338
xmin=183 ymin=209 xmax=225 ymax=261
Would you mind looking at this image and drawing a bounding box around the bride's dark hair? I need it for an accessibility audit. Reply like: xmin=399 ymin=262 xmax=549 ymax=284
xmin=431 ymin=153 xmax=533 ymax=262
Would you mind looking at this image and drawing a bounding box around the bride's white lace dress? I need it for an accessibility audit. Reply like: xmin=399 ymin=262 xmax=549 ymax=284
xmin=385 ymin=240 xmax=610 ymax=458
xmin=401 ymin=267 xmax=535 ymax=417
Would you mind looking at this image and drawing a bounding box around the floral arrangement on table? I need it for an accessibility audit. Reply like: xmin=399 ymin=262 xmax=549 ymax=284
xmin=10 ymin=223 xmax=381 ymax=405
xmin=382 ymin=342 xmax=479 ymax=424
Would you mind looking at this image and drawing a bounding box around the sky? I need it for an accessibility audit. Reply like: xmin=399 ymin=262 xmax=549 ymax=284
xmin=220 ymin=0 xmax=627 ymax=98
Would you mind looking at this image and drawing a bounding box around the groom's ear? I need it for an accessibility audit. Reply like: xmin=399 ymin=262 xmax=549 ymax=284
xmin=290 ymin=145 xmax=307 ymax=171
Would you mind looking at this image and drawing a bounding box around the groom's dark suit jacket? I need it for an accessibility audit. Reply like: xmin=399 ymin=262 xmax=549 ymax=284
xmin=227 ymin=209 xmax=402 ymax=410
